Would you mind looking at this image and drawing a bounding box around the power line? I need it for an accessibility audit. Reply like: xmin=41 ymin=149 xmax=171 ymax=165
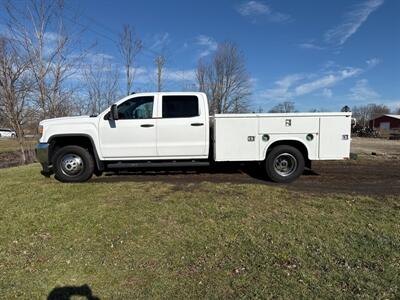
xmin=62 ymin=2 xmax=196 ymax=87
xmin=62 ymin=3 xmax=161 ymax=59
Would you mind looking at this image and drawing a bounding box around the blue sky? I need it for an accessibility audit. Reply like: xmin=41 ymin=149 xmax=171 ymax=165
xmin=4 ymin=0 xmax=400 ymax=111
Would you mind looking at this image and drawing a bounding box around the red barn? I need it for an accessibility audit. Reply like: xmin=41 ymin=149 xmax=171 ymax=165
xmin=369 ymin=114 xmax=400 ymax=130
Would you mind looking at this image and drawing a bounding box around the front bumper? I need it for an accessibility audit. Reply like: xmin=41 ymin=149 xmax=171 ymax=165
xmin=35 ymin=143 xmax=53 ymax=177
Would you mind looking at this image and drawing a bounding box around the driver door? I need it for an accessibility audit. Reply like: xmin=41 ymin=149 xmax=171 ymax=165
xmin=99 ymin=96 xmax=157 ymax=159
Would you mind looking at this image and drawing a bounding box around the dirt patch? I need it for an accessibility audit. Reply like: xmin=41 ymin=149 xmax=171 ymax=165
xmin=0 ymin=150 xmax=36 ymax=168
xmin=93 ymin=160 xmax=400 ymax=197
xmin=287 ymin=160 xmax=400 ymax=196
xmin=351 ymin=137 xmax=400 ymax=158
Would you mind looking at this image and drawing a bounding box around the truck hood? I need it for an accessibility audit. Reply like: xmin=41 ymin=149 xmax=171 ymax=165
xmin=40 ymin=115 xmax=94 ymax=126
xmin=39 ymin=115 xmax=100 ymax=144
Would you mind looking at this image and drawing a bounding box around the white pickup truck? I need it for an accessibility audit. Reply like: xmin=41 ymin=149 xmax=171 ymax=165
xmin=36 ymin=92 xmax=352 ymax=183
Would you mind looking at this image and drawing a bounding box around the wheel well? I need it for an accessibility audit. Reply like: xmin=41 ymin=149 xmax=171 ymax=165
xmin=266 ymin=140 xmax=311 ymax=168
xmin=49 ymin=135 xmax=103 ymax=170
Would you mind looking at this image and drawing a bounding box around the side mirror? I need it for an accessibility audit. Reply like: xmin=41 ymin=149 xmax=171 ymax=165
xmin=110 ymin=104 xmax=119 ymax=120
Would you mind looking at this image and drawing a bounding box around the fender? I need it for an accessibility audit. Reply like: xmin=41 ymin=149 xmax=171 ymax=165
xmin=262 ymin=137 xmax=313 ymax=160
xmin=47 ymin=133 xmax=104 ymax=171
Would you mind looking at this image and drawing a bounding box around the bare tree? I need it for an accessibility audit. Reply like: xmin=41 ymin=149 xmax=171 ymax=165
xmin=309 ymin=108 xmax=328 ymax=112
xmin=83 ymin=55 xmax=120 ymax=115
xmin=196 ymin=42 xmax=251 ymax=114
xmin=269 ymin=101 xmax=296 ymax=113
xmin=5 ymin=0 xmax=86 ymax=120
xmin=368 ymin=104 xmax=390 ymax=121
xmin=154 ymin=54 xmax=166 ymax=92
xmin=394 ymin=106 xmax=400 ymax=115
xmin=196 ymin=60 xmax=209 ymax=94
xmin=0 ymin=37 xmax=32 ymax=163
xmin=352 ymin=103 xmax=390 ymax=127
xmin=0 ymin=110 xmax=5 ymax=126
xmin=118 ymin=24 xmax=142 ymax=95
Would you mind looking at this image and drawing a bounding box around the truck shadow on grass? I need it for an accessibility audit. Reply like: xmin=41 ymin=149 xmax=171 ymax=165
xmin=93 ymin=163 xmax=319 ymax=185
xmin=47 ymin=284 xmax=100 ymax=300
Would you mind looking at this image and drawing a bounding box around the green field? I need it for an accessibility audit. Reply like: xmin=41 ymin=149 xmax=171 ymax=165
xmin=0 ymin=164 xmax=399 ymax=299
xmin=0 ymin=138 xmax=37 ymax=153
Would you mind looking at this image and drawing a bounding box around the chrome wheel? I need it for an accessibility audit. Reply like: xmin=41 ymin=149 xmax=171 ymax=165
xmin=273 ymin=153 xmax=297 ymax=177
xmin=60 ymin=154 xmax=84 ymax=176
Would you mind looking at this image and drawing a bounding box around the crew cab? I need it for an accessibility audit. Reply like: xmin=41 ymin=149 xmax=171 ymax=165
xmin=36 ymin=92 xmax=352 ymax=183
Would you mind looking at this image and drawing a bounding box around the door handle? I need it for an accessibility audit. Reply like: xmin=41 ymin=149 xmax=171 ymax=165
xmin=140 ymin=124 xmax=154 ymax=128
xmin=191 ymin=123 xmax=204 ymax=126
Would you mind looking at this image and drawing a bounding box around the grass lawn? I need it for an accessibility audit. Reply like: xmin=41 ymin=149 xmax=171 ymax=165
xmin=0 ymin=138 xmax=37 ymax=153
xmin=0 ymin=164 xmax=399 ymax=299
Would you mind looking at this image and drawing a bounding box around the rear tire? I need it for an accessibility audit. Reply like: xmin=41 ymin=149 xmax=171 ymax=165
xmin=53 ymin=145 xmax=94 ymax=183
xmin=265 ymin=145 xmax=305 ymax=183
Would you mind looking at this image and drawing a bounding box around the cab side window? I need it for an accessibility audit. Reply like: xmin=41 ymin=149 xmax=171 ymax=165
xmin=118 ymin=96 xmax=154 ymax=119
xmin=162 ymin=95 xmax=199 ymax=118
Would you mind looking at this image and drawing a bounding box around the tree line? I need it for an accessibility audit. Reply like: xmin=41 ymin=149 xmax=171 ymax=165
xmin=266 ymin=101 xmax=399 ymax=127
xmin=0 ymin=0 xmax=252 ymax=162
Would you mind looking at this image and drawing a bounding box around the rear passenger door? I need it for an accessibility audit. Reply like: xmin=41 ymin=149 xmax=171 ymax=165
xmin=156 ymin=95 xmax=207 ymax=157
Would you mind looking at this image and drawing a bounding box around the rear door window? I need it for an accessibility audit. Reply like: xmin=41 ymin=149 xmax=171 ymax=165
xmin=162 ymin=95 xmax=199 ymax=118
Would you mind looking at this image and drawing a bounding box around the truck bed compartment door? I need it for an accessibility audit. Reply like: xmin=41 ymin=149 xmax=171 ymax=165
xmin=214 ymin=118 xmax=258 ymax=161
xmin=258 ymin=117 xmax=319 ymax=134
xmin=319 ymin=116 xmax=351 ymax=159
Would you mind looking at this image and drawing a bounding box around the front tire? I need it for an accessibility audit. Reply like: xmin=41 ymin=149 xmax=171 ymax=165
xmin=265 ymin=145 xmax=305 ymax=183
xmin=53 ymin=145 xmax=94 ymax=183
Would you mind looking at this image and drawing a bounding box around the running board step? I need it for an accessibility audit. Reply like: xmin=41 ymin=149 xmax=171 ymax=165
xmin=107 ymin=161 xmax=210 ymax=169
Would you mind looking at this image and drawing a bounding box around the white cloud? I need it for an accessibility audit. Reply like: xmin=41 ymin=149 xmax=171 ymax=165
xmin=322 ymin=88 xmax=333 ymax=98
xmin=165 ymin=69 xmax=196 ymax=82
xmin=41 ymin=31 xmax=66 ymax=57
xmin=276 ymin=74 xmax=306 ymax=90
xmin=348 ymin=79 xmax=380 ymax=101
xmin=249 ymin=77 xmax=258 ymax=85
xmin=366 ymin=57 xmax=381 ymax=68
xmin=298 ymin=42 xmax=324 ymax=50
xmin=43 ymin=32 xmax=62 ymax=43
xmin=236 ymin=1 xmax=291 ymax=23
xmin=322 ymin=61 xmax=338 ymax=70
xmin=385 ymin=100 xmax=400 ymax=111
xmin=134 ymin=67 xmax=196 ymax=86
xmin=195 ymin=35 xmax=218 ymax=58
xmin=237 ymin=1 xmax=269 ymax=16
xmin=324 ymin=0 xmax=384 ymax=46
xmin=261 ymin=74 xmax=306 ymax=101
xmin=261 ymin=66 xmax=363 ymax=101
xmin=150 ymin=32 xmax=170 ymax=50
xmin=89 ymin=53 xmax=114 ymax=64
xmin=132 ymin=67 xmax=153 ymax=84
xmin=295 ymin=68 xmax=361 ymax=96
